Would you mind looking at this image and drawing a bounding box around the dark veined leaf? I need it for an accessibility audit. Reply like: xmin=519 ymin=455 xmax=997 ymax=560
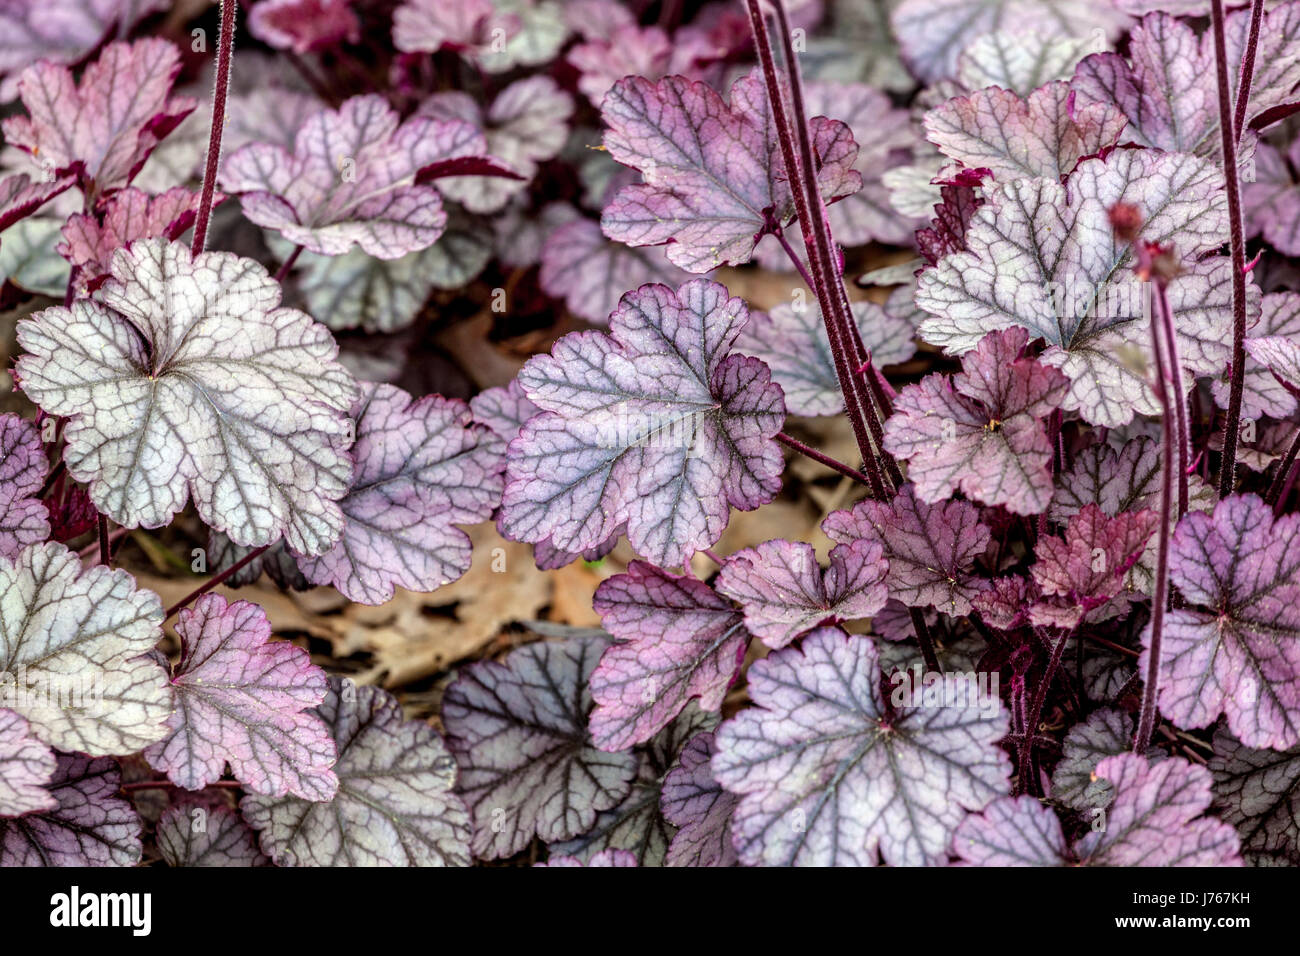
xmin=0 ymin=542 xmax=170 ymax=754
xmin=823 ymin=484 xmax=991 ymax=615
xmin=144 ymin=595 xmax=338 ymax=800
xmin=885 ymin=327 xmax=1068 ymax=515
xmin=661 ymin=730 xmax=737 ymax=868
xmin=0 ymin=709 xmax=55 ymax=817
xmin=0 ymin=754 xmax=141 ymax=865
xmin=1049 ymin=708 xmax=1137 ymax=811
xmin=715 ymin=539 xmax=888 ymax=649
xmin=1145 ymin=494 xmax=1300 ymax=750
xmin=588 ymin=561 xmax=748 ymax=751
xmin=242 ymin=677 xmax=472 ymax=866
xmin=1210 ymin=725 xmax=1300 ymax=865
xmin=0 ymin=413 xmax=49 ymax=560
xmin=441 ymin=632 xmax=638 ymax=859
xmin=155 ymin=798 xmax=270 ymax=867
xmin=599 ymin=69 xmax=861 ymax=272
xmin=16 ymin=239 xmax=358 ymax=555
xmin=955 ymin=755 xmax=1241 ymax=866
xmin=713 ymin=627 xmax=1011 ymax=866
xmin=501 ymin=279 xmax=785 ymax=568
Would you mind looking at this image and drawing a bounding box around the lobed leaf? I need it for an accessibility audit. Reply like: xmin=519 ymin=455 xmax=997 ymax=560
xmin=0 ymin=414 xmax=49 ymax=560
xmin=0 ymin=754 xmax=140 ymax=865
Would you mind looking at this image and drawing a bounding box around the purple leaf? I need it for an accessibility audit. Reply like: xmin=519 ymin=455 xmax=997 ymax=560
xmin=661 ymin=731 xmax=738 ymax=868
xmin=58 ymin=186 xmax=203 ymax=292
xmin=0 ymin=0 xmax=166 ymax=102
xmin=539 ymin=218 xmax=690 ymax=324
xmin=823 ymin=484 xmax=991 ymax=615
xmin=716 ymin=539 xmax=889 ymax=649
xmin=2 ymin=39 xmax=195 ymax=195
xmin=416 ymin=76 xmax=572 ymax=213
xmin=0 ymin=754 xmax=140 ymax=866
xmin=144 ymin=594 xmax=338 ymax=800
xmin=916 ymin=150 xmax=1230 ymax=427
xmin=549 ymin=703 xmax=714 ymax=866
xmin=588 ymin=562 xmax=748 ymax=751
xmin=916 ymin=170 xmax=987 ymax=267
xmin=804 ymin=80 xmax=920 ymax=247
xmin=737 ymin=300 xmax=917 ymax=417
xmin=956 ymin=755 xmax=1241 ymax=866
xmin=155 ymin=798 xmax=271 ymax=867
xmin=0 ymin=709 xmax=55 ymax=817
xmin=0 ymin=542 xmax=170 ymax=754
xmin=599 ymin=70 xmax=862 ymax=272
xmin=247 ymin=0 xmax=361 ymax=54
xmin=1210 ymin=725 xmax=1300 ymax=864
xmin=1244 ymin=137 xmax=1300 ymax=256
xmin=1029 ymin=504 xmax=1158 ymax=627
xmin=1145 ymin=494 xmax=1300 ymax=750
xmin=885 ymin=327 xmax=1068 ymax=515
xmin=926 ymin=81 xmax=1127 ymax=182
xmin=713 ymin=627 xmax=1011 ymax=866
xmin=242 ymin=677 xmax=472 ymax=866
xmin=441 ymin=633 xmax=638 ymax=859
xmin=568 ymin=25 xmax=673 ymax=107
xmin=392 ymin=0 xmax=519 ymax=55
xmin=535 ymin=849 xmax=637 ymax=867
xmin=1075 ymin=7 xmax=1300 ymax=163
xmin=501 ymin=279 xmax=785 ymax=568
xmin=16 ymin=239 xmax=358 ymax=555
xmin=297 ymin=383 xmax=504 ymax=605
xmin=0 ymin=414 xmax=49 ymax=560
xmin=221 ymin=95 xmax=484 ymax=258
xmin=891 ymin=0 xmax=1129 ymax=83
xmin=1220 ymin=292 xmax=1300 ymax=421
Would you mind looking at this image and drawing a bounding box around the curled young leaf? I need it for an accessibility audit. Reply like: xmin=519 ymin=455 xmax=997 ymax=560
xmin=243 ymin=677 xmax=471 ymax=866
xmin=144 ymin=594 xmax=337 ymax=800
xmin=16 ymin=239 xmax=358 ymax=555
xmin=501 ymin=279 xmax=785 ymax=569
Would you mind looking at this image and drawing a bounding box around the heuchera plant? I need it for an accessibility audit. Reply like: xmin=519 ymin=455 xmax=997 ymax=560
xmin=2 ymin=0 xmax=1300 ymax=869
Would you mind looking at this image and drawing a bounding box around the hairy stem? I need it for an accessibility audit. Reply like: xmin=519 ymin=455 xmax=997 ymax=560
xmin=165 ymin=544 xmax=269 ymax=620
xmin=274 ymin=244 xmax=304 ymax=282
xmin=776 ymin=431 xmax=872 ymax=486
xmin=1151 ymin=277 xmax=1190 ymax=517
xmin=1212 ymin=0 xmax=1256 ymax=500
xmin=1017 ymin=626 xmax=1075 ymax=795
xmin=191 ymin=0 xmax=236 ymax=255
xmin=1267 ymin=427 xmax=1300 ymax=511
xmin=1233 ymin=0 xmax=1267 ymax=139
xmin=744 ymin=0 xmax=898 ymax=498
xmin=1135 ymin=283 xmax=1177 ymax=755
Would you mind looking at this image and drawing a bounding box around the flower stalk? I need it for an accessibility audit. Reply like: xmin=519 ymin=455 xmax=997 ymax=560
xmin=191 ymin=0 xmax=236 ymax=255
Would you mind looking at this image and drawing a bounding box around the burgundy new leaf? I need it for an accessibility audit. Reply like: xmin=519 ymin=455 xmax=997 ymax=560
xmin=885 ymin=327 xmax=1068 ymax=515
xmin=247 ymin=0 xmax=361 ymax=54
xmin=144 ymin=594 xmax=338 ymax=800
xmin=599 ymin=69 xmax=862 ymax=272
xmin=715 ymin=540 xmax=889 ymax=649
xmin=713 ymin=627 xmax=1011 ymax=866
xmin=58 ymin=186 xmax=204 ymax=292
xmin=501 ymin=279 xmax=785 ymax=568
xmin=823 ymin=484 xmax=991 ymax=615
xmin=588 ymin=561 xmax=748 ymax=752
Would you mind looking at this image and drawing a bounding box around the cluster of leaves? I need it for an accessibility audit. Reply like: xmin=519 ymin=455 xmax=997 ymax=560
xmin=1 ymin=0 xmax=1299 ymax=868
